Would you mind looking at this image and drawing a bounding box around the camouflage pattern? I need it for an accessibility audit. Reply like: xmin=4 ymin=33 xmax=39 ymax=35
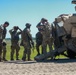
xmin=9 ymin=29 xmax=21 ymax=60
xmin=36 ymin=31 xmax=43 ymax=55
xmin=40 ymin=22 xmax=54 ymax=55
xmin=0 ymin=25 xmax=7 ymax=61
xmin=0 ymin=26 xmax=3 ymax=61
xmin=22 ymin=27 xmax=33 ymax=61
xmin=2 ymin=27 xmax=7 ymax=60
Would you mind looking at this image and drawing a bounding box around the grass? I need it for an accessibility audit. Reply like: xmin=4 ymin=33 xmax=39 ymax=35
xmin=5 ymin=40 xmax=38 ymax=60
xmin=4 ymin=40 xmax=67 ymax=60
xmin=6 ymin=44 xmax=38 ymax=60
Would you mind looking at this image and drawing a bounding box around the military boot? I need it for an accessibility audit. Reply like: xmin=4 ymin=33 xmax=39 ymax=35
xmin=0 ymin=57 xmax=2 ymax=62
xmin=22 ymin=57 xmax=26 ymax=61
xmin=28 ymin=55 xmax=32 ymax=61
xmin=3 ymin=58 xmax=7 ymax=61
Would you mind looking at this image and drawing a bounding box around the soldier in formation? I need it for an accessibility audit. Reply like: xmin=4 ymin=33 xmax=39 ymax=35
xmin=9 ymin=26 xmax=22 ymax=60
xmin=0 ymin=21 xmax=9 ymax=61
xmin=36 ymin=24 xmax=43 ymax=56
xmin=37 ymin=18 xmax=54 ymax=55
xmin=21 ymin=23 xmax=34 ymax=61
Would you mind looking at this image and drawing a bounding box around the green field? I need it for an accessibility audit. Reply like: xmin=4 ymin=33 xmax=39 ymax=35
xmin=5 ymin=40 xmax=37 ymax=60
xmin=5 ymin=40 xmax=66 ymax=61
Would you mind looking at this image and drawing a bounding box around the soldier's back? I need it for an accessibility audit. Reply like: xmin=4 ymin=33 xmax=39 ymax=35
xmin=22 ymin=28 xmax=29 ymax=42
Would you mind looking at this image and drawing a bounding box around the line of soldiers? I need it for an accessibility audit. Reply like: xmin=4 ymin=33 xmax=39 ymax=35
xmin=0 ymin=18 xmax=54 ymax=61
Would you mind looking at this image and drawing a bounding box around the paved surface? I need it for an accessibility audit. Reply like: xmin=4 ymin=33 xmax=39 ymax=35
xmin=0 ymin=59 xmax=76 ymax=75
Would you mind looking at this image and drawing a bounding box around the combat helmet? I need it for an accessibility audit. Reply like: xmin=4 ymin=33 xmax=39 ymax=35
xmin=25 ymin=23 xmax=31 ymax=28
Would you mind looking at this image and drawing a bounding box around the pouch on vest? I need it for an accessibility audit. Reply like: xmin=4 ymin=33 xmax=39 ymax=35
xmin=12 ymin=34 xmax=19 ymax=41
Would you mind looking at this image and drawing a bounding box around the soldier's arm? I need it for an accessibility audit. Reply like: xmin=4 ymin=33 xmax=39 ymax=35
xmin=27 ymin=30 xmax=34 ymax=48
xmin=36 ymin=22 xmax=41 ymax=27
xmin=0 ymin=26 xmax=3 ymax=33
xmin=27 ymin=30 xmax=33 ymax=42
xmin=17 ymin=32 xmax=22 ymax=35
xmin=9 ymin=29 xmax=13 ymax=34
xmin=18 ymin=27 xmax=22 ymax=32
xmin=17 ymin=27 xmax=22 ymax=35
xmin=36 ymin=32 xmax=39 ymax=43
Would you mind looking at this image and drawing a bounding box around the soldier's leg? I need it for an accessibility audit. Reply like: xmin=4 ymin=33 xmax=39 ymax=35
xmin=16 ymin=45 xmax=20 ymax=60
xmin=42 ymin=42 xmax=47 ymax=55
xmin=22 ymin=47 xmax=27 ymax=61
xmin=0 ymin=40 xmax=2 ymax=61
xmin=36 ymin=44 xmax=40 ymax=55
xmin=11 ymin=45 xmax=15 ymax=60
xmin=0 ymin=46 xmax=2 ymax=61
xmin=48 ymin=38 xmax=54 ymax=51
xmin=27 ymin=47 xmax=31 ymax=61
xmin=22 ymin=42 xmax=28 ymax=61
xmin=3 ymin=45 xmax=7 ymax=61
xmin=41 ymin=45 xmax=43 ymax=54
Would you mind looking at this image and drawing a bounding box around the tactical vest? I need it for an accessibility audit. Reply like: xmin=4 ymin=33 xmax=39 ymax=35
xmin=36 ymin=32 xmax=43 ymax=44
xmin=2 ymin=27 xmax=7 ymax=39
xmin=11 ymin=31 xmax=19 ymax=42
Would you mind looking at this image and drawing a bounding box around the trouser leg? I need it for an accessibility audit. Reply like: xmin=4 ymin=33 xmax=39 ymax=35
xmin=16 ymin=49 xmax=19 ymax=60
xmin=16 ymin=45 xmax=20 ymax=60
xmin=42 ymin=43 xmax=47 ymax=55
xmin=27 ymin=49 xmax=31 ymax=61
xmin=36 ymin=44 xmax=40 ymax=55
xmin=0 ymin=46 xmax=2 ymax=61
xmin=3 ymin=46 xmax=7 ymax=60
xmin=11 ymin=46 xmax=15 ymax=60
xmin=48 ymin=38 xmax=54 ymax=51
xmin=22 ymin=48 xmax=26 ymax=61
xmin=41 ymin=45 xmax=43 ymax=54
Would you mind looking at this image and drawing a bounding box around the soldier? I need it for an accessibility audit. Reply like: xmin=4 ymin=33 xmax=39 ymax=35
xmin=9 ymin=26 xmax=22 ymax=60
xmin=21 ymin=23 xmax=34 ymax=61
xmin=39 ymin=18 xmax=54 ymax=55
xmin=0 ymin=25 xmax=3 ymax=61
xmin=0 ymin=21 xmax=9 ymax=61
xmin=36 ymin=24 xmax=43 ymax=56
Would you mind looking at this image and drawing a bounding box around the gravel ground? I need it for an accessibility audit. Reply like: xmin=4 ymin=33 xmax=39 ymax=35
xmin=0 ymin=59 xmax=76 ymax=75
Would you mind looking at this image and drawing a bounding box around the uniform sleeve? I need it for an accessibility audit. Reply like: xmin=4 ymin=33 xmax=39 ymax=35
xmin=26 ymin=29 xmax=33 ymax=41
xmin=36 ymin=22 xmax=41 ymax=27
xmin=0 ymin=26 xmax=3 ymax=39
xmin=2 ymin=28 xmax=7 ymax=39
xmin=9 ymin=29 xmax=13 ymax=34
xmin=17 ymin=32 xmax=22 ymax=35
xmin=36 ymin=33 xmax=38 ymax=43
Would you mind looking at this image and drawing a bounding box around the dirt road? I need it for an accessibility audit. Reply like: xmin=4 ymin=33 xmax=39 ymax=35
xmin=0 ymin=59 xmax=76 ymax=75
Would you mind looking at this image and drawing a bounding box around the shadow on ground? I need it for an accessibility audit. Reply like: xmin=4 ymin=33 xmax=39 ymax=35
xmin=3 ymin=58 xmax=76 ymax=64
xmin=4 ymin=60 xmax=37 ymax=64
xmin=37 ymin=58 xmax=76 ymax=63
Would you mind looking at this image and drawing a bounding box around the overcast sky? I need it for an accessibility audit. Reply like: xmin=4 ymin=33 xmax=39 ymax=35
xmin=0 ymin=0 xmax=75 ymax=38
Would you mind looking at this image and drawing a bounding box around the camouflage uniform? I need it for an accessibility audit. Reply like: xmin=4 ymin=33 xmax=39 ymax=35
xmin=2 ymin=27 xmax=7 ymax=60
xmin=36 ymin=31 xmax=43 ymax=55
xmin=0 ymin=22 xmax=9 ymax=61
xmin=9 ymin=26 xmax=22 ymax=60
xmin=22 ymin=23 xmax=34 ymax=61
xmin=0 ymin=26 xmax=3 ymax=61
xmin=39 ymin=18 xmax=54 ymax=55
